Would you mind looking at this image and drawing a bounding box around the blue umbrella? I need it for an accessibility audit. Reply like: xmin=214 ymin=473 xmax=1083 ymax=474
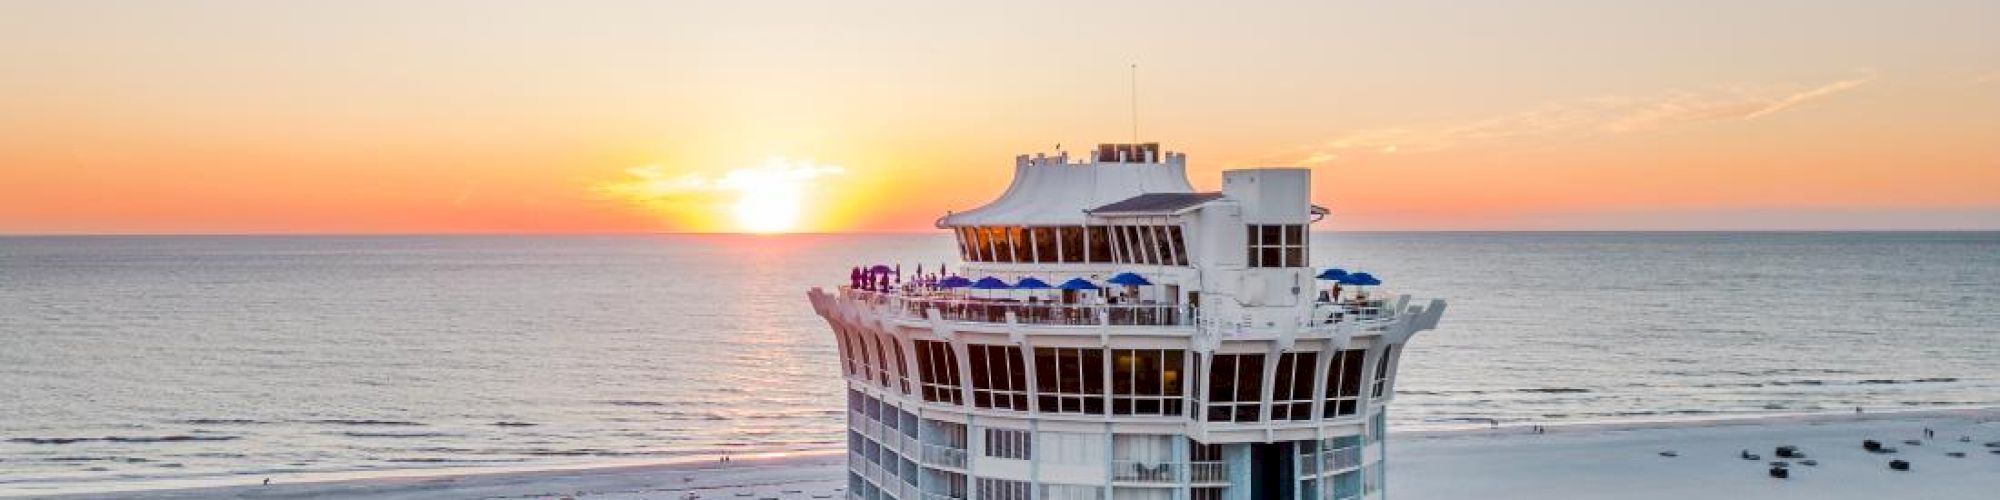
xmin=1106 ymin=272 xmax=1152 ymax=286
xmin=1340 ymin=272 xmax=1381 ymax=287
xmin=1013 ymin=277 xmax=1053 ymax=289
xmin=938 ymin=276 xmax=972 ymax=288
xmin=1316 ymin=268 xmax=1350 ymax=280
xmin=970 ymin=277 xmax=1012 ymax=289
xmin=1057 ymin=278 xmax=1100 ymax=290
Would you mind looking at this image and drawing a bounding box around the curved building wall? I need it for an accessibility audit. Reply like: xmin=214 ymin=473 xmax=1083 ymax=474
xmin=811 ymin=288 xmax=1423 ymax=500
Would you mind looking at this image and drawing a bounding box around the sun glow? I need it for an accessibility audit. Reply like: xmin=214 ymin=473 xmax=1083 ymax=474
xmin=732 ymin=179 xmax=804 ymax=233
xmin=594 ymin=157 xmax=844 ymax=233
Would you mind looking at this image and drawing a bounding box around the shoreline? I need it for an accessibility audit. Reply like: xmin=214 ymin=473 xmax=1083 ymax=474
xmin=13 ymin=406 xmax=1998 ymax=499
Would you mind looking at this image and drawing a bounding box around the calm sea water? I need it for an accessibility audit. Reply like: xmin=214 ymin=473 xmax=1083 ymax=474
xmin=2 ymin=233 xmax=1997 ymax=492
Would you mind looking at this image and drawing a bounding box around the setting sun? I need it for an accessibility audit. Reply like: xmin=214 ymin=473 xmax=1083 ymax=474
xmin=592 ymin=157 xmax=843 ymax=233
xmin=732 ymin=176 xmax=803 ymax=233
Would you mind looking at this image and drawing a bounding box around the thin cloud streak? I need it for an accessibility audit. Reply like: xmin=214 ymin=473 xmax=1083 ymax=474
xmin=1269 ymin=76 xmax=1875 ymax=166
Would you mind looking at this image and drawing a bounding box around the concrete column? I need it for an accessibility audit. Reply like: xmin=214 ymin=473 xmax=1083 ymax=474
xmin=1173 ymin=435 xmax=1191 ymax=500
xmin=1224 ymin=444 xmax=1253 ymax=500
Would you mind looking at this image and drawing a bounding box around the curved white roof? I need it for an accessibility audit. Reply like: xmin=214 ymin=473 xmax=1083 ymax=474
xmin=937 ymin=153 xmax=1197 ymax=227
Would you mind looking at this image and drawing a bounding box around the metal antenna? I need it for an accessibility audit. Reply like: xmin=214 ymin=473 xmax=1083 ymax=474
xmin=1130 ymin=63 xmax=1139 ymax=146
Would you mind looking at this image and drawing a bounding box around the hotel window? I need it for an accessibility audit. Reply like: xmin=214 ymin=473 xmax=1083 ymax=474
xmin=1009 ymin=227 xmax=1032 ymax=263
xmin=872 ymin=339 xmax=892 ymax=387
xmin=852 ymin=332 xmax=876 ymax=379
xmin=1040 ymin=484 xmax=1103 ymax=500
xmin=1032 ymin=347 xmax=1106 ymax=415
xmin=1323 ymin=349 xmax=1366 ymax=418
xmin=1245 ymin=224 xmax=1307 ymax=268
xmin=891 ymin=342 xmax=911 ymax=394
xmin=989 ymin=227 xmax=1013 ymax=263
xmin=1111 ymin=349 xmax=1185 ymax=416
xmin=913 ymin=340 xmax=963 ymax=405
xmin=971 ymin=227 xmax=993 ymax=262
xmin=976 ymin=477 xmax=1031 ymax=500
xmin=1167 ymin=226 xmax=1188 ymax=265
xmin=956 ymin=228 xmax=974 ymax=261
xmin=1032 ymin=227 xmax=1058 ymax=263
xmin=1086 ymin=226 xmax=1112 ymax=263
xmin=983 ymin=428 xmax=1032 ymax=460
xmin=1151 ymin=226 xmax=1174 ymax=266
xmin=1059 ymin=226 xmax=1085 ymax=263
xmin=836 ymin=328 xmax=860 ymax=376
xmin=1270 ymin=352 xmax=1318 ymax=421
xmin=1371 ymin=346 xmax=1396 ymax=399
xmin=968 ymin=344 xmax=1029 ymax=411
xmin=1204 ymin=353 xmax=1265 ymax=423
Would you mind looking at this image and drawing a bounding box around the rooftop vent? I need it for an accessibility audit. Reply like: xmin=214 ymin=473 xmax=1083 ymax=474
xmin=1095 ymin=143 xmax=1161 ymax=163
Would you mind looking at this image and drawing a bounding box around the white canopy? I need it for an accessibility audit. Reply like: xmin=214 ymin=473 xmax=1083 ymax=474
xmin=937 ymin=155 xmax=1196 ymax=227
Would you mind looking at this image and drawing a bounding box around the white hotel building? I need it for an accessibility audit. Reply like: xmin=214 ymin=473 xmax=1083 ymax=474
xmin=807 ymin=143 xmax=1446 ymax=500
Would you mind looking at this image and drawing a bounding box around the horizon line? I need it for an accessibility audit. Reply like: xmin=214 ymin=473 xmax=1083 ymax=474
xmin=4 ymin=228 xmax=2000 ymax=238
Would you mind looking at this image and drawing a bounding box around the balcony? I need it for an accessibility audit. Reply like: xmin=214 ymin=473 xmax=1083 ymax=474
xmin=844 ymin=288 xmax=1191 ymax=328
xmin=1107 ymin=460 xmax=1230 ymax=484
xmin=1111 ymin=460 xmax=1177 ymax=483
xmin=1309 ymin=299 xmax=1393 ymax=326
xmin=1190 ymin=461 xmax=1228 ymax=484
xmin=920 ymin=443 xmax=967 ymax=469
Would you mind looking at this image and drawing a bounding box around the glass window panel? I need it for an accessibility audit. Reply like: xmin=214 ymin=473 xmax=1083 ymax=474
xmin=1060 ymin=226 xmax=1084 ymax=263
xmin=1152 ymin=226 xmax=1173 ymax=266
xmin=1087 ymin=226 xmax=1111 ymax=263
xmin=1032 ymin=227 xmax=1057 ymax=263
xmin=1235 ymin=355 xmax=1264 ymax=402
xmin=1262 ymin=225 xmax=1283 ymax=245
xmin=1167 ymin=225 xmax=1187 ymax=266
xmin=1010 ymin=227 xmax=1032 ymax=263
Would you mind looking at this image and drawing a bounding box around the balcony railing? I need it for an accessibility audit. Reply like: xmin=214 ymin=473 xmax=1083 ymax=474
xmin=920 ymin=443 xmax=967 ymax=469
xmin=845 ymin=288 xmax=1192 ymax=327
xmin=1190 ymin=461 xmax=1229 ymax=484
xmin=1111 ymin=460 xmax=1177 ymax=483
xmin=922 ymin=492 xmax=966 ymax=500
xmin=1310 ymin=299 xmax=1392 ymax=325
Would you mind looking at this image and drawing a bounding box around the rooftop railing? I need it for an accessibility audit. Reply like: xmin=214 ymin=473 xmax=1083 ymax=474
xmin=1309 ymin=299 xmax=1393 ymax=325
xmin=845 ymin=288 xmax=1193 ymax=327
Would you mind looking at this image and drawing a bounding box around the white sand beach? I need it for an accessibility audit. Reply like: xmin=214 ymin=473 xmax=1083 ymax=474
xmin=22 ymin=408 xmax=2000 ymax=500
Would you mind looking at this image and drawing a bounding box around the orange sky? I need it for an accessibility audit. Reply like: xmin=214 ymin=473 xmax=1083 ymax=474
xmin=2 ymin=1 xmax=1996 ymax=234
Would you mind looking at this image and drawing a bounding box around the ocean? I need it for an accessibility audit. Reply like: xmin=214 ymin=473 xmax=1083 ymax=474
xmin=2 ymin=232 xmax=1996 ymax=493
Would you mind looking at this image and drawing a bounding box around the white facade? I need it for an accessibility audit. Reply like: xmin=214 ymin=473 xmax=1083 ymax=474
xmin=809 ymin=144 xmax=1445 ymax=500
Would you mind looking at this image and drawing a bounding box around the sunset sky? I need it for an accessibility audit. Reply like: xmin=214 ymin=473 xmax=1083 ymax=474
xmin=2 ymin=1 xmax=1996 ymax=234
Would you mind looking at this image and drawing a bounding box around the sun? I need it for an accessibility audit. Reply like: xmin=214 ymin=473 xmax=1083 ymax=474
xmin=716 ymin=157 xmax=841 ymax=233
xmin=733 ymin=181 xmax=803 ymax=233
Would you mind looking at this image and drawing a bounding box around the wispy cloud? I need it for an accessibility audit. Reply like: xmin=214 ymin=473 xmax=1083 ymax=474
xmin=1267 ymin=75 xmax=1875 ymax=166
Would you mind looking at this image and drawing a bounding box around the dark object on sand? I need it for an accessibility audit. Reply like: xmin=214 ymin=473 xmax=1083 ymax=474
xmin=1903 ymin=439 xmax=1923 ymax=446
xmin=1775 ymin=445 xmax=1803 ymax=458
xmin=1888 ymin=459 xmax=1910 ymax=471
xmin=1769 ymin=466 xmax=1790 ymax=479
xmin=1946 ymin=452 xmax=1966 ymax=458
xmin=1768 ymin=461 xmax=1789 ymax=467
xmin=1983 ymin=441 xmax=2000 ymax=448
xmin=1959 ymin=436 xmax=1971 ymax=443
xmin=1740 ymin=449 xmax=1761 ymax=460
xmin=1658 ymin=451 xmax=1678 ymax=457
xmin=1800 ymin=459 xmax=1819 ymax=466
xmin=1864 ymin=439 xmax=1883 ymax=452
